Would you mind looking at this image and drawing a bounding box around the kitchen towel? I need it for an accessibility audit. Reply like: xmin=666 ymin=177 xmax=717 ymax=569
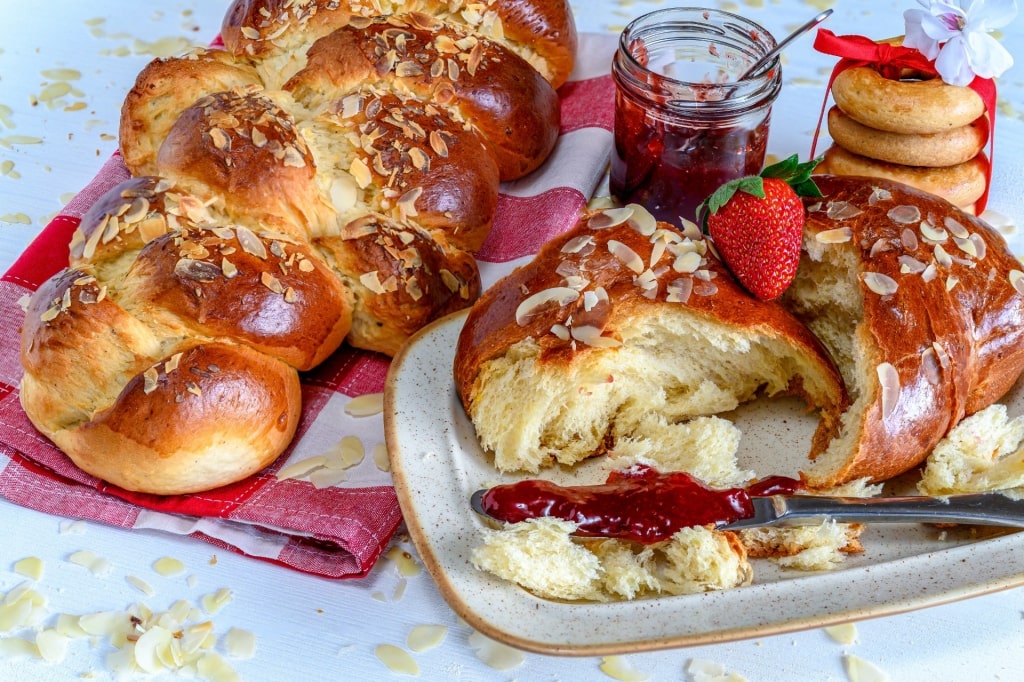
xmin=0 ymin=31 xmax=618 ymax=579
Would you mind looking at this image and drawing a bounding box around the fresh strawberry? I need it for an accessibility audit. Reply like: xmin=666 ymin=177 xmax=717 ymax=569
xmin=699 ymin=155 xmax=822 ymax=300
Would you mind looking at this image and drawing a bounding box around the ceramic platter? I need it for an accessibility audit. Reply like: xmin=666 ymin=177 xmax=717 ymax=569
xmin=383 ymin=310 xmax=1024 ymax=656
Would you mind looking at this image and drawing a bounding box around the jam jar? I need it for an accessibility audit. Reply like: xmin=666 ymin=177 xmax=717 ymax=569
xmin=610 ymin=8 xmax=783 ymax=224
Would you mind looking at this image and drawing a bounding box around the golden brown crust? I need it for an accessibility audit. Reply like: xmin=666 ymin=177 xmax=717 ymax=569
xmin=284 ymin=19 xmax=560 ymax=180
xmin=831 ymin=66 xmax=984 ymax=135
xmin=454 ymin=209 xmax=847 ymax=466
xmin=793 ymin=175 xmax=1024 ymax=486
xmin=827 ymin=106 xmax=986 ymax=168
xmin=821 ymin=145 xmax=987 ymax=210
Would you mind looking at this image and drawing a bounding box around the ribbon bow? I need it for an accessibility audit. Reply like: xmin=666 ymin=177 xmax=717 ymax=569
xmin=810 ymin=29 xmax=997 ymax=213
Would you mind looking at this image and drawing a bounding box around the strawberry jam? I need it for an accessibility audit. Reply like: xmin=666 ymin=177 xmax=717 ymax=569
xmin=609 ymin=8 xmax=781 ymax=224
xmin=478 ymin=465 xmax=802 ymax=544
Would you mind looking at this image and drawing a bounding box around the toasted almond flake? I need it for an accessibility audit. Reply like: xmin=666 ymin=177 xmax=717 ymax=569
xmin=234 ymin=226 xmax=267 ymax=259
xmin=921 ymin=262 xmax=938 ymax=283
xmin=550 ymin=323 xmax=571 ymax=341
xmin=944 ymin=216 xmax=970 ymax=239
xmin=608 ymin=240 xmax=644 ymax=273
xmin=1009 ymin=269 xmax=1024 ymax=294
xmin=386 ymin=546 xmax=421 ymax=578
xmin=345 ymin=392 xmax=384 ymax=417
xmin=863 ymin=272 xmax=898 ymax=296
xmin=589 ymin=207 xmax=633 ymax=230
xmin=877 ymin=362 xmax=900 ymax=419
xmin=600 ymin=655 xmax=651 ymax=681
xmin=373 ymin=443 xmax=390 ymax=471
xmin=933 ymin=244 xmax=953 ymax=268
xmin=932 ymin=341 xmax=951 ymax=372
xmin=360 ymin=270 xmax=387 ymax=295
xmin=920 ymin=220 xmax=947 ymax=243
xmin=673 ymin=250 xmax=702 ymax=273
xmin=13 ymin=556 xmax=44 ymax=581
xmin=561 ymin=234 xmax=595 ymax=254
xmin=952 ymin=236 xmax=977 ymax=258
xmin=843 ymin=653 xmax=890 ymax=682
xmin=827 ymin=201 xmax=862 ymax=220
xmin=209 ymin=127 xmax=230 ymax=151
xmin=666 ymin=277 xmax=693 ymax=304
xmin=945 ymin=274 xmax=960 ymax=291
xmin=240 ymin=26 xmax=260 ymax=39
xmin=868 ymin=238 xmax=890 ymax=258
xmin=375 ymin=644 xmax=419 ymax=675
xmin=898 ymin=255 xmax=926 ymax=274
xmin=824 ymin=622 xmax=858 ymax=645
xmin=887 ymin=205 xmax=921 ymax=224
xmin=201 ymin=588 xmax=233 ymax=615
xmin=68 ymin=550 xmax=111 ymax=577
xmin=224 ymin=628 xmax=256 ymax=659
xmin=969 ymin=233 xmax=987 ymax=260
xmin=815 ymin=227 xmax=853 ymax=244
xmin=275 ymin=455 xmax=328 ymax=481
xmin=406 ymin=624 xmax=447 ymax=653
xmin=468 ymin=630 xmax=525 ymax=671
xmin=515 ymin=287 xmax=579 ymax=325
xmin=900 ymin=227 xmax=919 ymax=251
xmin=571 ymin=325 xmax=621 ymax=348
xmin=921 ymin=347 xmax=942 ymax=384
xmin=126 ymin=575 xmax=155 ymax=597
xmin=624 ymin=203 xmax=656 ymax=235
xmin=153 ymin=556 xmax=186 ymax=577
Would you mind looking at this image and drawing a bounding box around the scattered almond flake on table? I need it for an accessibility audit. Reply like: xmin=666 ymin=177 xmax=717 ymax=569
xmin=35 ymin=628 xmax=69 ymax=663
xmin=276 ymin=454 xmax=328 ymax=481
xmin=375 ymin=643 xmax=420 ymax=676
xmin=68 ymin=550 xmax=112 ymax=577
xmin=844 ymin=653 xmax=890 ymax=682
xmin=0 ymin=637 xmax=36 ymax=658
xmin=407 ymin=624 xmax=448 ymax=652
xmin=386 ymin=546 xmax=422 ymax=578
xmin=686 ymin=657 xmax=749 ymax=682
xmin=223 ymin=627 xmax=257 ymax=659
xmin=1 ymin=213 xmax=32 ymax=224
xmin=153 ymin=556 xmax=186 ymax=577
xmin=467 ymin=630 xmax=525 ymax=671
xmin=373 ymin=442 xmax=391 ymax=471
xmin=825 ymin=622 xmax=859 ymax=645
xmin=345 ymin=391 xmax=385 ymax=416
xmin=202 ymin=587 xmax=234 ymax=615
xmin=13 ymin=557 xmax=43 ymax=581
xmin=126 ymin=575 xmax=156 ymax=597
xmin=600 ymin=654 xmax=652 ymax=681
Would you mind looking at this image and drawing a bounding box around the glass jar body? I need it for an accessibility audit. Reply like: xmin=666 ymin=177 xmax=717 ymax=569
xmin=609 ymin=8 xmax=782 ymax=224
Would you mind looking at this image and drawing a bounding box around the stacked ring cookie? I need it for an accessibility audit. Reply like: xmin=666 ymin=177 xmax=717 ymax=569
xmin=820 ymin=57 xmax=988 ymax=212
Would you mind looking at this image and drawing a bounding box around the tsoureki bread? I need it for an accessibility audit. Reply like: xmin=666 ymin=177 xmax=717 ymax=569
xmin=453 ymin=204 xmax=848 ymax=475
xmin=455 ymin=176 xmax=1024 ymax=490
xmin=19 ymin=0 xmax=576 ymax=494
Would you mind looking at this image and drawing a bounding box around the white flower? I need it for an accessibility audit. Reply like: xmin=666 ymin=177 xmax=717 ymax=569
xmin=904 ymin=0 xmax=1017 ymax=85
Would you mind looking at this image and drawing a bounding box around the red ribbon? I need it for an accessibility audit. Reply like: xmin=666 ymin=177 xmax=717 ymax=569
xmin=810 ymin=29 xmax=998 ymax=214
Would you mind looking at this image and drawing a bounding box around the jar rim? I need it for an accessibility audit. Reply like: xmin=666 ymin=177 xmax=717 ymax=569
xmin=614 ymin=7 xmax=781 ymax=114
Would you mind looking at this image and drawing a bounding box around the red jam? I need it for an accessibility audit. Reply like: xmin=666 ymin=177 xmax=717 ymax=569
xmin=478 ymin=465 xmax=802 ymax=544
xmin=609 ymin=90 xmax=771 ymax=224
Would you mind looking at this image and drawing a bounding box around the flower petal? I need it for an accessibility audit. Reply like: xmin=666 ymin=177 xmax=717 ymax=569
xmin=968 ymin=0 xmax=1019 ymax=30
xmin=965 ymin=30 xmax=1015 ymax=77
xmin=904 ymin=9 xmax=942 ymax=58
xmin=935 ymin=38 xmax=977 ymax=85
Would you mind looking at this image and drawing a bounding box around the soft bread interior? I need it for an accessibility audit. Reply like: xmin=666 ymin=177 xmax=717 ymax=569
xmin=470 ymin=306 xmax=841 ymax=473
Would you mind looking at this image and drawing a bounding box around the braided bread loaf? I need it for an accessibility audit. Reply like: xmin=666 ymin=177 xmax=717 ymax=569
xmin=19 ymin=0 xmax=575 ymax=494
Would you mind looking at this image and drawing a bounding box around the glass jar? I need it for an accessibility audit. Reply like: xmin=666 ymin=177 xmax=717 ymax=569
xmin=609 ymin=8 xmax=782 ymax=224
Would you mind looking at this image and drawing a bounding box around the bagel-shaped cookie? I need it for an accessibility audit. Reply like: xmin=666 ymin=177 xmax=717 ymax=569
xmin=827 ymin=106 xmax=986 ymax=168
xmin=821 ymin=145 xmax=987 ymax=210
xmin=832 ymin=66 xmax=984 ymax=135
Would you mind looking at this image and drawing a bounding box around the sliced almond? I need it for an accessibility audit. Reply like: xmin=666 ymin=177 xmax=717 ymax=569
xmin=514 ymin=287 xmax=579 ymax=326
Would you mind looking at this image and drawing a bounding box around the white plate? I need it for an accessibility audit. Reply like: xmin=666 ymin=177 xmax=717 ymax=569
xmin=384 ymin=310 xmax=1024 ymax=656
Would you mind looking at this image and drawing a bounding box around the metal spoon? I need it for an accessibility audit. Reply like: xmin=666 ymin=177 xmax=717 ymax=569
xmin=739 ymin=8 xmax=834 ymax=80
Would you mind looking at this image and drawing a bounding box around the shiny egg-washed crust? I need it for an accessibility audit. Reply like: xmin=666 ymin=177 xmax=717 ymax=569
xmin=18 ymin=1 xmax=573 ymax=494
xmin=21 ymin=177 xmax=349 ymax=494
xmin=786 ymin=175 xmax=1024 ymax=487
xmin=453 ymin=208 xmax=848 ymax=474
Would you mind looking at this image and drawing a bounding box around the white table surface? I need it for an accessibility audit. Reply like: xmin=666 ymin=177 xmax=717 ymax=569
xmin=2 ymin=2 xmax=1023 ymax=680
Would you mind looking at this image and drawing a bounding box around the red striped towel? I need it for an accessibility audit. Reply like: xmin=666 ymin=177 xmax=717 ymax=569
xmin=0 ymin=32 xmax=617 ymax=579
